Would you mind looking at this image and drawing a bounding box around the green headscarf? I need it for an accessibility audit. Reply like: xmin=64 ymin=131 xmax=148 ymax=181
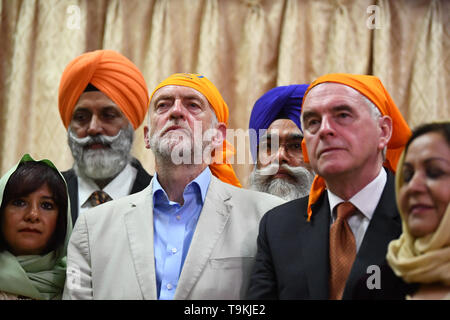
xmin=0 ymin=154 xmax=72 ymax=299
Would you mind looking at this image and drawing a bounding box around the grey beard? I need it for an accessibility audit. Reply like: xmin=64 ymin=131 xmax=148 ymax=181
xmin=68 ymin=125 xmax=134 ymax=180
xmin=149 ymin=126 xmax=194 ymax=162
xmin=148 ymin=120 xmax=216 ymax=165
xmin=249 ymin=163 xmax=315 ymax=201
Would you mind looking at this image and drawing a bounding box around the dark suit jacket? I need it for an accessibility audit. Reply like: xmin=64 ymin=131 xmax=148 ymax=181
xmin=62 ymin=158 xmax=152 ymax=225
xmin=247 ymin=168 xmax=402 ymax=300
xmin=352 ymin=260 xmax=419 ymax=300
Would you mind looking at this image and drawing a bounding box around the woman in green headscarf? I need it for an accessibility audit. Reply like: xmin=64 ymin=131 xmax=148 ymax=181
xmin=0 ymin=154 xmax=72 ymax=299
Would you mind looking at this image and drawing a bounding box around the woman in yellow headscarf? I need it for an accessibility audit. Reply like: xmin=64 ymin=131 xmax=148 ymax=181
xmin=387 ymin=121 xmax=450 ymax=300
xmin=354 ymin=122 xmax=450 ymax=299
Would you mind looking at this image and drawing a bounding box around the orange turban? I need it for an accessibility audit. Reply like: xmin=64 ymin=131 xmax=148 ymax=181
xmin=58 ymin=50 xmax=149 ymax=129
xmin=149 ymin=73 xmax=241 ymax=188
xmin=301 ymin=73 xmax=411 ymax=221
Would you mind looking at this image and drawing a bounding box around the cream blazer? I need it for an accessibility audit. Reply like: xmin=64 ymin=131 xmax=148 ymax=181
xmin=62 ymin=176 xmax=285 ymax=300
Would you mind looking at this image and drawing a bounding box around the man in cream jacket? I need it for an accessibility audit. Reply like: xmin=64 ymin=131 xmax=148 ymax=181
xmin=63 ymin=73 xmax=285 ymax=300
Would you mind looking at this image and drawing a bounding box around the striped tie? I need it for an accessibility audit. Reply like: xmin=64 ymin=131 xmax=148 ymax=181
xmin=88 ymin=190 xmax=112 ymax=207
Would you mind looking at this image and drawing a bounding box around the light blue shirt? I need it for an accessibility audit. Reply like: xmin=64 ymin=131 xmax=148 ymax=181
xmin=152 ymin=167 xmax=211 ymax=300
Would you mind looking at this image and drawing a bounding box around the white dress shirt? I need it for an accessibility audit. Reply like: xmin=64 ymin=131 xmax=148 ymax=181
xmin=327 ymin=168 xmax=387 ymax=252
xmin=77 ymin=163 xmax=137 ymax=215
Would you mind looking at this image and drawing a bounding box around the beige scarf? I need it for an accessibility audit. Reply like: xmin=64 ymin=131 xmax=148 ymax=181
xmin=387 ymin=151 xmax=450 ymax=285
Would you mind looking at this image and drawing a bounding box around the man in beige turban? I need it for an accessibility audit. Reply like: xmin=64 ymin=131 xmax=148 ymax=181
xmin=58 ymin=50 xmax=152 ymax=224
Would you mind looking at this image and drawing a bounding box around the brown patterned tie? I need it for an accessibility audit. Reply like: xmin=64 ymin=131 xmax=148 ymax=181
xmin=329 ymin=201 xmax=357 ymax=300
xmin=88 ymin=190 xmax=112 ymax=207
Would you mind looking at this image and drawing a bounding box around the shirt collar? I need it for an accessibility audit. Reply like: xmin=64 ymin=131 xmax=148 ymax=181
xmin=328 ymin=167 xmax=387 ymax=220
xmin=152 ymin=166 xmax=212 ymax=205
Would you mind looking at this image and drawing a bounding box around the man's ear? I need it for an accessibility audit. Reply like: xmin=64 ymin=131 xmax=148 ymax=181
xmin=211 ymin=122 xmax=227 ymax=149
xmin=378 ymin=115 xmax=393 ymax=150
xmin=144 ymin=125 xmax=151 ymax=149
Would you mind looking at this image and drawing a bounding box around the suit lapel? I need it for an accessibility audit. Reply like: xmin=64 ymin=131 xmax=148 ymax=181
xmin=174 ymin=177 xmax=231 ymax=300
xmin=62 ymin=169 xmax=79 ymax=225
xmin=64 ymin=161 xmax=152 ymax=225
xmin=130 ymin=158 xmax=153 ymax=194
xmin=301 ymin=193 xmax=331 ymax=299
xmin=343 ymin=170 xmax=401 ymax=299
xmin=124 ymin=184 xmax=158 ymax=300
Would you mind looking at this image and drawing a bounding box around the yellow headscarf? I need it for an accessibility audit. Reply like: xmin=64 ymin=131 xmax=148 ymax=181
xmin=149 ymin=73 xmax=241 ymax=188
xmin=301 ymin=74 xmax=411 ymax=221
xmin=386 ymin=147 xmax=450 ymax=285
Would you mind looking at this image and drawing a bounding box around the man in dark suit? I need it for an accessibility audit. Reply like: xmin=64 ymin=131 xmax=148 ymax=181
xmin=247 ymin=73 xmax=412 ymax=300
xmin=58 ymin=50 xmax=152 ymax=224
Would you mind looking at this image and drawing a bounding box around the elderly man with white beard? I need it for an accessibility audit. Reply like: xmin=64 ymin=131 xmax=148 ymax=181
xmin=248 ymin=85 xmax=315 ymax=201
xmin=58 ymin=50 xmax=153 ymax=224
xmin=63 ymin=73 xmax=285 ymax=300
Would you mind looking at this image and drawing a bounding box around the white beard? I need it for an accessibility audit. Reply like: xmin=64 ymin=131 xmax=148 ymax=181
xmin=249 ymin=163 xmax=315 ymax=201
xmin=68 ymin=125 xmax=134 ymax=180
xmin=150 ymin=127 xmax=194 ymax=163
xmin=148 ymin=120 xmax=216 ymax=165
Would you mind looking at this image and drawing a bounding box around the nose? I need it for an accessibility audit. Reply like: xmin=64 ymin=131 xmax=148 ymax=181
xmin=406 ymin=171 xmax=427 ymax=194
xmin=318 ymin=116 xmax=335 ymax=138
xmin=169 ymin=99 xmax=187 ymax=120
xmin=86 ymin=115 xmax=104 ymax=136
xmin=24 ymin=204 xmax=40 ymax=223
xmin=276 ymin=145 xmax=289 ymax=165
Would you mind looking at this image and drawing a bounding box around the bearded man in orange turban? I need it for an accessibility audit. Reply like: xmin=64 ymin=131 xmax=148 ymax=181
xmin=248 ymin=74 xmax=411 ymax=300
xmin=58 ymin=50 xmax=152 ymax=224
xmin=63 ymin=73 xmax=286 ymax=300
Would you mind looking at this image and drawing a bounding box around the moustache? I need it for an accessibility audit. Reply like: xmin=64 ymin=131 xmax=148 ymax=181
xmin=158 ymin=122 xmax=192 ymax=138
xmin=68 ymin=130 xmax=122 ymax=148
xmin=257 ymin=163 xmax=309 ymax=178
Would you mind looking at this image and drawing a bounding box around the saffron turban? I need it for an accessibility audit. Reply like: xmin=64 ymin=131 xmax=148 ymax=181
xmin=301 ymin=73 xmax=411 ymax=221
xmin=58 ymin=50 xmax=149 ymax=129
xmin=248 ymin=84 xmax=309 ymax=162
xmin=149 ymin=73 xmax=241 ymax=188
